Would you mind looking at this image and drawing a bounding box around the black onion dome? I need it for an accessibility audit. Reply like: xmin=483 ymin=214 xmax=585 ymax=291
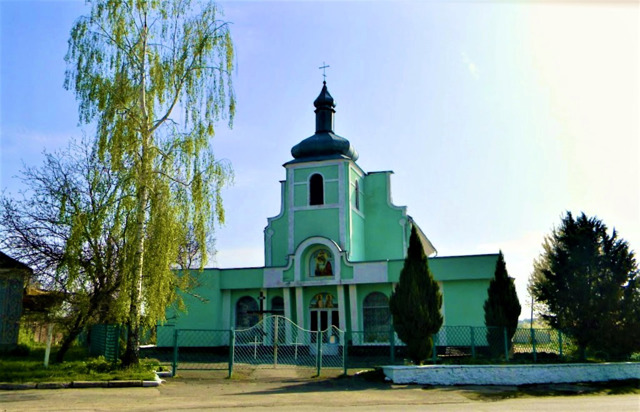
xmin=290 ymin=82 xmax=359 ymax=163
xmin=313 ymin=81 xmax=335 ymax=109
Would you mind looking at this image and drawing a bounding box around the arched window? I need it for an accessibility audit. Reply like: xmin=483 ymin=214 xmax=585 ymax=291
xmin=363 ymin=292 xmax=390 ymax=343
xmin=309 ymin=174 xmax=324 ymax=205
xmin=271 ymin=296 xmax=284 ymax=316
xmin=354 ymin=180 xmax=360 ymax=211
xmin=235 ymin=296 xmax=259 ymax=329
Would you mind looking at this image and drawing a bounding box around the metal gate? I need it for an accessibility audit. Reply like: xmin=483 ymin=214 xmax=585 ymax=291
xmin=231 ymin=315 xmax=345 ymax=375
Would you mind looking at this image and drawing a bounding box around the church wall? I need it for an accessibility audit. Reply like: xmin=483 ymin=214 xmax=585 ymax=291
xmin=343 ymin=286 xmax=353 ymax=331
xmin=385 ymin=255 xmax=498 ymax=283
xmin=265 ymin=181 xmax=289 ymax=267
xmin=440 ymin=279 xmax=490 ymax=327
xmin=386 ymin=260 xmax=404 ymax=283
xmin=219 ymin=268 xmax=263 ymax=289
xmin=282 ymin=264 xmax=295 ymax=282
xmin=265 ymin=289 xmax=284 ymax=301
xmin=293 ymin=208 xmax=340 ymax=247
xmin=286 ymin=287 xmax=298 ymax=323
xmin=266 ymin=218 xmax=289 ymax=267
xmin=292 ymin=164 xmax=339 ymax=182
xmin=156 ymin=269 xmax=224 ymax=346
xmin=293 ymin=184 xmax=307 ymax=206
xmin=429 ymin=254 xmax=498 ymax=281
xmin=339 ymin=255 xmax=354 ymax=280
xmin=348 ymin=166 xmax=366 ymax=261
xmin=353 ymin=283 xmax=393 ymax=331
xmin=363 ymin=172 xmax=407 ymax=261
xmin=324 ymin=180 xmax=339 ymax=204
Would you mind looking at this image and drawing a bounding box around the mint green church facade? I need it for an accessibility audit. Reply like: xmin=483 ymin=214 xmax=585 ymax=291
xmin=157 ymin=82 xmax=498 ymax=347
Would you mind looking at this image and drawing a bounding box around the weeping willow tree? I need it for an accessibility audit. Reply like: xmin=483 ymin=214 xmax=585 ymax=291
xmin=65 ymin=0 xmax=235 ymax=365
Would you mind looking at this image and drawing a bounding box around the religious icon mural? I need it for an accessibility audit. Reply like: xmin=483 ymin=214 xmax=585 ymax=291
xmin=311 ymin=249 xmax=333 ymax=277
xmin=310 ymin=292 xmax=336 ymax=309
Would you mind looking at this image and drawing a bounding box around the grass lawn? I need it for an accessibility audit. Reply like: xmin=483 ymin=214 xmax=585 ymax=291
xmin=0 ymin=347 xmax=159 ymax=383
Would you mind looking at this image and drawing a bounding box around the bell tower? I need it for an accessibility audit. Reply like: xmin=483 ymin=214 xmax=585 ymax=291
xmin=265 ymin=82 xmax=365 ymax=267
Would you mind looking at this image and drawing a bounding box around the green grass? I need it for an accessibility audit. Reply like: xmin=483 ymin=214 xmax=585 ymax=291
xmin=0 ymin=347 xmax=159 ymax=383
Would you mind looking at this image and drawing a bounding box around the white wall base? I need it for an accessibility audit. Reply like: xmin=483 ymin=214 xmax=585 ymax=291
xmin=382 ymin=363 xmax=640 ymax=385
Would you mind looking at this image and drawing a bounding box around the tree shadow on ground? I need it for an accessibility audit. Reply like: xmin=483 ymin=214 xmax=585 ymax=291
xmin=230 ymin=369 xmax=399 ymax=396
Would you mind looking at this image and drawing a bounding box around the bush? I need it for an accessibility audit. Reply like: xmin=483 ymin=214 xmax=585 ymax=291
xmin=84 ymin=356 xmax=117 ymax=373
xmin=8 ymin=344 xmax=31 ymax=357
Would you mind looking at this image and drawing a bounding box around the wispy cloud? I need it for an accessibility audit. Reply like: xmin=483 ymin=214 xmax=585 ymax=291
xmin=461 ymin=51 xmax=479 ymax=79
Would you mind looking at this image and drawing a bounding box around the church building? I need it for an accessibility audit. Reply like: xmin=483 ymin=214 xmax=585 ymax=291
xmin=157 ymin=82 xmax=499 ymax=347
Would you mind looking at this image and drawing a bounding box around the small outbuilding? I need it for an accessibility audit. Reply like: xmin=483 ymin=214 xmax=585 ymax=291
xmin=0 ymin=251 xmax=32 ymax=350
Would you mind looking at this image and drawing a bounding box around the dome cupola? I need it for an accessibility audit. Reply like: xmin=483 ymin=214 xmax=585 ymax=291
xmin=290 ymin=82 xmax=358 ymax=163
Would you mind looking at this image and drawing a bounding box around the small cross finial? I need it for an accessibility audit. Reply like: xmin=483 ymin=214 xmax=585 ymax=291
xmin=319 ymin=62 xmax=330 ymax=82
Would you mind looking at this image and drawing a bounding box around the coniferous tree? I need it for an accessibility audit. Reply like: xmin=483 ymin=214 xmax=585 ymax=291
xmin=484 ymin=251 xmax=521 ymax=357
xmin=530 ymin=212 xmax=640 ymax=360
xmin=390 ymin=226 xmax=443 ymax=365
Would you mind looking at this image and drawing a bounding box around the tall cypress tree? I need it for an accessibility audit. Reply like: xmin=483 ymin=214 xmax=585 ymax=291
xmin=484 ymin=251 xmax=521 ymax=357
xmin=390 ymin=226 xmax=443 ymax=365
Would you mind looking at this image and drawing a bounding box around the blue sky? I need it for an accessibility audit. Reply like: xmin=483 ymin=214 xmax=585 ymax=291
xmin=1 ymin=1 xmax=638 ymax=318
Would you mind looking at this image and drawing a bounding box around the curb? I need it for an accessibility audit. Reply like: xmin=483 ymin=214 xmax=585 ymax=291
xmin=0 ymin=372 xmax=166 ymax=390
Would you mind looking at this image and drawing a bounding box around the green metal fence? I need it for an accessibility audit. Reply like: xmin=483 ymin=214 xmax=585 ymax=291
xmin=345 ymin=326 xmax=573 ymax=366
xmin=89 ymin=324 xmax=125 ymax=362
xmin=144 ymin=324 xmax=575 ymax=375
xmin=170 ymin=329 xmax=231 ymax=375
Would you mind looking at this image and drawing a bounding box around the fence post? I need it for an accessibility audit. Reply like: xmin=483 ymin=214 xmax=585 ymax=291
xmin=503 ymin=327 xmax=509 ymax=361
xmin=558 ymin=330 xmax=563 ymax=360
xmin=228 ymin=328 xmax=235 ymax=378
xmin=530 ymin=328 xmax=537 ymax=363
xmin=470 ymin=326 xmax=476 ymax=360
xmin=316 ymin=332 xmax=322 ymax=376
xmin=172 ymin=329 xmax=179 ymax=377
xmin=431 ymin=335 xmax=437 ymax=364
xmin=43 ymin=323 xmax=53 ymax=368
xmin=342 ymin=330 xmax=348 ymax=376
xmin=389 ymin=327 xmax=395 ymax=364
xmin=273 ymin=317 xmax=279 ymax=369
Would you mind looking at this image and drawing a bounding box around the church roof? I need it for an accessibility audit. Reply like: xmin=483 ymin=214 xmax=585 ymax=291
xmin=288 ymin=82 xmax=358 ymax=164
